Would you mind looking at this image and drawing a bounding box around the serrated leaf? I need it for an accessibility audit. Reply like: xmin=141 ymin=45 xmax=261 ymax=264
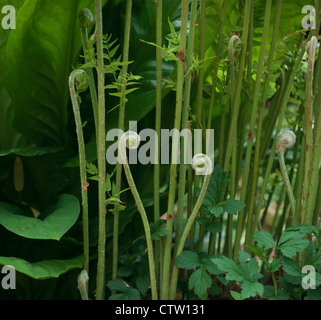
xmin=174 ymin=251 xmax=201 ymax=270
xmin=280 ymin=256 xmax=301 ymax=277
xmin=238 ymin=252 xmax=260 ymax=282
xmin=307 ymin=244 xmax=321 ymax=267
xmin=210 ymin=205 xmax=224 ymax=217
xmin=86 ymin=162 xmax=98 ymax=175
xmin=246 ymin=245 xmax=266 ymax=259
xmin=278 ymin=239 xmax=310 ymax=258
xmin=188 ymin=267 xmax=212 ymax=298
xmin=241 ymin=281 xmax=264 ymax=299
xmin=285 ymin=225 xmax=319 ymax=237
xmin=107 ymin=279 xmax=130 ymax=292
xmin=254 ymin=231 xmax=275 ymax=250
xmin=202 ymin=257 xmax=220 ymax=275
xmin=268 ymin=258 xmax=282 ymax=273
xmin=135 ymin=273 xmax=150 ymax=294
xmin=212 ymin=256 xmax=245 ymax=282
xmin=203 ymin=165 xmax=229 ymax=208
xmin=222 ymin=199 xmax=246 ymax=215
xmin=150 ymin=219 xmax=168 ymax=240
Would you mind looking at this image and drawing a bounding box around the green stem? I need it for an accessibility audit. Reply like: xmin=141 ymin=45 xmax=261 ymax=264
xmin=313 ymin=167 xmax=321 ymax=226
xmin=154 ymin=0 xmax=163 ymax=287
xmin=276 ymin=135 xmax=296 ymax=218
xmin=169 ymin=173 xmax=211 ymax=300
xmin=250 ymin=0 xmax=283 ymax=237
xmin=225 ymin=0 xmax=252 ymax=261
xmin=226 ymin=34 xmax=241 ymax=258
xmin=175 ymin=0 xmax=198 ymax=256
xmin=119 ymin=133 xmax=158 ymax=300
xmin=79 ymin=9 xmax=99 ymax=133
xmin=161 ymin=0 xmax=189 ymax=300
xmin=77 ymin=270 xmax=89 ymax=300
xmin=207 ymin=0 xmax=227 ymax=130
xmin=307 ymin=36 xmax=321 ymax=225
xmin=243 ymin=0 xmax=272 ymax=248
xmin=112 ymin=0 xmax=132 ymax=283
xmin=253 ymin=35 xmax=310 ymax=234
xmin=69 ymin=69 xmax=90 ymax=276
xmin=294 ymin=130 xmax=305 ymax=226
xmin=95 ymin=0 xmax=107 ymax=300
xmin=195 ymin=0 xmax=206 ymax=130
xmin=302 ymin=36 xmax=318 ymax=225
xmin=271 ymin=271 xmax=278 ymax=298
xmin=223 ymin=0 xmax=252 ymax=173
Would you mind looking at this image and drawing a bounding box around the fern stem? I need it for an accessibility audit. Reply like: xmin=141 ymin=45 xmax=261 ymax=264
xmin=112 ymin=0 xmax=132 ymax=283
xmin=161 ymin=0 xmax=189 ymax=300
xmin=169 ymin=172 xmax=211 ymax=300
xmin=69 ymin=69 xmax=90 ymax=277
xmin=154 ymin=0 xmax=163 ymax=289
xmin=302 ymin=36 xmax=318 ymax=225
xmin=176 ymin=0 xmax=198 ymax=256
xmin=119 ymin=132 xmax=158 ymax=300
xmin=95 ymin=0 xmax=107 ymax=300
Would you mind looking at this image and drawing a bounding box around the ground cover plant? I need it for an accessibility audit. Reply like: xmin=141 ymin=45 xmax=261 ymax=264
xmin=0 ymin=0 xmax=321 ymax=301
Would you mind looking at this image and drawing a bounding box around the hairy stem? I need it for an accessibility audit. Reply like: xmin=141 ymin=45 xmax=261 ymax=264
xmin=169 ymin=173 xmax=211 ymax=300
xmin=69 ymin=69 xmax=90 ymax=276
xmin=119 ymin=132 xmax=158 ymax=300
xmin=302 ymin=36 xmax=318 ymax=225
xmin=242 ymin=0 xmax=272 ymax=248
xmin=175 ymin=0 xmax=198 ymax=255
xmin=161 ymin=0 xmax=189 ymax=300
xmin=112 ymin=0 xmax=132 ymax=283
xmin=154 ymin=0 xmax=163 ymax=288
xmin=95 ymin=0 xmax=107 ymax=300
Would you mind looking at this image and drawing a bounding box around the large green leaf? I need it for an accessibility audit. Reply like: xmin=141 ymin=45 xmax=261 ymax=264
xmin=3 ymin=0 xmax=107 ymax=146
xmin=0 ymin=194 xmax=80 ymax=240
xmin=0 ymin=0 xmax=28 ymax=149
xmin=0 ymin=255 xmax=83 ymax=279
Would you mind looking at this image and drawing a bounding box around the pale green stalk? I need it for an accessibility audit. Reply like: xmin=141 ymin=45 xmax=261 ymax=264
xmin=242 ymin=0 xmax=272 ymax=247
xmin=276 ymin=130 xmax=297 ymax=217
xmin=79 ymin=9 xmax=98 ymax=132
xmin=223 ymin=0 xmax=252 ymax=173
xmin=95 ymin=0 xmax=107 ymax=300
xmin=207 ymin=0 xmax=227 ymax=130
xmin=112 ymin=0 xmax=132 ymax=283
xmin=161 ymin=0 xmax=189 ymax=300
xmin=302 ymin=36 xmax=318 ymax=225
xmin=195 ymin=0 xmax=206 ymax=130
xmin=169 ymin=173 xmax=211 ymax=300
xmin=119 ymin=133 xmax=158 ymax=300
xmin=308 ymin=39 xmax=321 ymax=224
xmin=250 ymin=0 xmax=283 ymax=236
xmin=175 ymin=0 xmax=198 ymax=256
xmin=226 ymin=35 xmax=241 ymax=258
xmin=154 ymin=0 xmax=162 ymax=287
xmin=69 ymin=69 xmax=90 ymax=276
xmin=253 ymin=35 xmax=310 ymax=234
